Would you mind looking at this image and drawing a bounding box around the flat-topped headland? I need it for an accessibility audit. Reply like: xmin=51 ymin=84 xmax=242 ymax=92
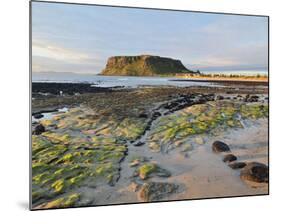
xmin=100 ymin=55 xmax=194 ymax=76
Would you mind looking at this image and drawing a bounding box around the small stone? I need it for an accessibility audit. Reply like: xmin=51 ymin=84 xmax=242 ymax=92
xmin=33 ymin=113 xmax=44 ymax=119
xmin=181 ymin=143 xmax=193 ymax=152
xmin=216 ymin=95 xmax=224 ymax=100
xmin=228 ymin=162 xmax=246 ymax=169
xmin=195 ymin=137 xmax=205 ymax=145
xmin=33 ymin=124 xmax=45 ymax=135
xmin=130 ymin=159 xmax=141 ymax=167
xmin=174 ymin=140 xmax=184 ymax=147
xmin=139 ymin=113 xmax=148 ymax=118
xmin=223 ymin=154 xmax=237 ymax=163
xmin=212 ymin=141 xmax=230 ymax=153
xmin=133 ymin=142 xmax=145 ymax=147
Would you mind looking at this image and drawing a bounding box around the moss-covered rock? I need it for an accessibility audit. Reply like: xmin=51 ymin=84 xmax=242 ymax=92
xmin=32 ymin=132 xmax=128 ymax=208
xmin=138 ymin=182 xmax=179 ymax=202
xmin=135 ymin=163 xmax=171 ymax=180
xmin=147 ymin=101 xmax=268 ymax=153
xmin=35 ymin=193 xmax=80 ymax=209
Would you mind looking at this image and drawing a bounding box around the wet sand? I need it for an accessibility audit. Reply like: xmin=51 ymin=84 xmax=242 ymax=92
xmin=83 ymin=117 xmax=268 ymax=206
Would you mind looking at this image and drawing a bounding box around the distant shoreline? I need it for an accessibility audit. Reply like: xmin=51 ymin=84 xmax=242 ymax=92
xmin=170 ymin=78 xmax=268 ymax=86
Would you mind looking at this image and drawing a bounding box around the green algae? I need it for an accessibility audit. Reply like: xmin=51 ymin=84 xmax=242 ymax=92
xmin=32 ymin=132 xmax=127 ymax=207
xmin=42 ymin=131 xmax=71 ymax=143
xmin=36 ymin=193 xmax=80 ymax=209
xmin=138 ymin=163 xmax=157 ymax=179
xmin=135 ymin=163 xmax=171 ymax=180
xmin=148 ymin=101 xmax=268 ymax=153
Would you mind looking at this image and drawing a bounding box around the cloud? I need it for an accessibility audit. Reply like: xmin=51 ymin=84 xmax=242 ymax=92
xmin=32 ymin=39 xmax=93 ymax=63
xmin=32 ymin=39 xmax=106 ymax=73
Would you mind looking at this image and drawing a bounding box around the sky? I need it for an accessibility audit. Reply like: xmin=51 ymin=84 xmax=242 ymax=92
xmin=32 ymin=1 xmax=268 ymax=75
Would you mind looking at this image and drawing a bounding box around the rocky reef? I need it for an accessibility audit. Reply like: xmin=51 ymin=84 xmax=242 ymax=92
xmin=31 ymin=84 xmax=269 ymax=208
xmin=100 ymin=55 xmax=193 ymax=76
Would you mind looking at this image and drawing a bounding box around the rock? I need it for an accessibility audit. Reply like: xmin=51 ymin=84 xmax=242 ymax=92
xmin=33 ymin=113 xmax=44 ymax=119
xmin=128 ymin=182 xmax=141 ymax=192
xmin=223 ymin=154 xmax=237 ymax=163
xmin=138 ymin=182 xmax=179 ymax=202
xmin=152 ymin=112 xmax=161 ymax=120
xmin=245 ymin=95 xmax=259 ymax=102
xmin=139 ymin=113 xmax=148 ymax=118
xmin=130 ymin=160 xmax=141 ymax=167
xmin=33 ymin=124 xmax=45 ymax=135
xmin=194 ymin=137 xmax=205 ymax=145
xmin=181 ymin=143 xmax=193 ymax=152
xmin=216 ymin=95 xmax=224 ymax=100
xmin=137 ymin=163 xmax=171 ymax=180
xmin=228 ymin=162 xmax=246 ymax=169
xmin=32 ymin=82 xmax=111 ymax=95
xmin=133 ymin=141 xmax=145 ymax=147
xmin=240 ymin=162 xmax=269 ymax=183
xmin=212 ymin=141 xmax=230 ymax=153
xmin=101 ymin=55 xmax=193 ymax=76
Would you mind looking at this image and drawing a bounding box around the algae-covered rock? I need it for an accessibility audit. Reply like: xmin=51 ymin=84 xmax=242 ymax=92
xmin=148 ymin=101 xmax=267 ymax=154
xmin=35 ymin=193 xmax=80 ymax=209
xmin=32 ymin=133 xmax=128 ymax=208
xmin=138 ymin=182 xmax=179 ymax=202
xmin=136 ymin=163 xmax=171 ymax=180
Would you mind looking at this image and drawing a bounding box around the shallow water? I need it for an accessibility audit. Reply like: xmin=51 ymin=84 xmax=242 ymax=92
xmin=32 ymin=74 xmax=223 ymax=88
xmin=32 ymin=107 xmax=68 ymax=122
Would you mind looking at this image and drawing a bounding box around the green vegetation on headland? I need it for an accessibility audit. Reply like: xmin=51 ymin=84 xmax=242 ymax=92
xmin=100 ymin=55 xmax=194 ymax=76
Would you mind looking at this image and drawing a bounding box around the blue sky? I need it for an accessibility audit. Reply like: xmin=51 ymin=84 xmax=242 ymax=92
xmin=32 ymin=1 xmax=268 ymax=74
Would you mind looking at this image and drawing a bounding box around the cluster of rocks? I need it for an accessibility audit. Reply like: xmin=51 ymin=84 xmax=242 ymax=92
xmin=32 ymin=82 xmax=114 ymax=96
xmin=215 ymin=94 xmax=266 ymax=103
xmin=128 ymin=157 xmax=180 ymax=202
xmin=212 ymin=141 xmax=268 ymax=184
xmin=160 ymin=93 xmax=215 ymax=115
xmin=244 ymin=94 xmax=260 ymax=102
xmin=136 ymin=93 xmax=216 ymax=141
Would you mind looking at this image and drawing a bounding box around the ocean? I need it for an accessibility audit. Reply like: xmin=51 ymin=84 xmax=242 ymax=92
xmin=32 ymin=73 xmax=220 ymax=88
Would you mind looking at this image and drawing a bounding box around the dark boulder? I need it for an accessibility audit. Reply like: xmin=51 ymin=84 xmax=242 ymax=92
xmin=245 ymin=94 xmax=259 ymax=102
xmin=240 ymin=162 xmax=269 ymax=183
xmin=223 ymin=154 xmax=237 ymax=163
xmin=139 ymin=113 xmax=148 ymax=118
xmin=33 ymin=124 xmax=45 ymax=135
xmin=216 ymin=95 xmax=224 ymax=100
xmin=133 ymin=142 xmax=145 ymax=147
xmin=152 ymin=112 xmax=161 ymax=120
xmin=212 ymin=141 xmax=230 ymax=153
xmin=228 ymin=162 xmax=246 ymax=169
xmin=33 ymin=113 xmax=44 ymax=119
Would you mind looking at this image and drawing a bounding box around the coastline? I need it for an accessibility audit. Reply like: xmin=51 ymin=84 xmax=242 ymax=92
xmin=31 ymin=82 xmax=269 ymax=209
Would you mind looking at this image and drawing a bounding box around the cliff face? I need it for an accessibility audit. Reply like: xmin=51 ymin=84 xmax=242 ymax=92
xmin=100 ymin=55 xmax=193 ymax=76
